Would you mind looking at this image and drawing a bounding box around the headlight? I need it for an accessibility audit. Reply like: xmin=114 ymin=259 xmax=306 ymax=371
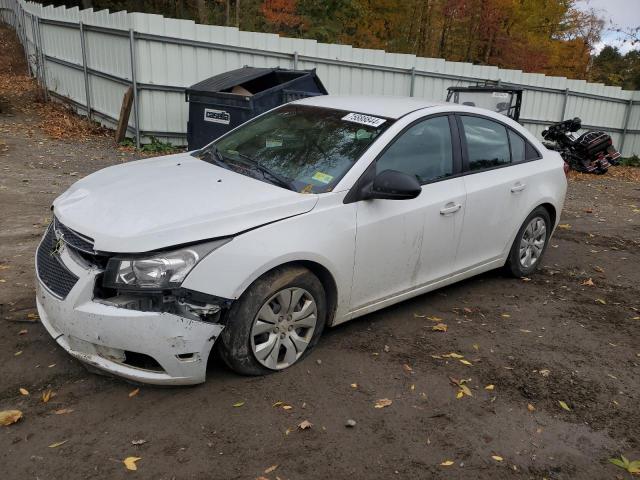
xmin=103 ymin=239 xmax=230 ymax=290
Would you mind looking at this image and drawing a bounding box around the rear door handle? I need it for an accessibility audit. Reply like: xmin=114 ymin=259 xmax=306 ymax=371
xmin=510 ymin=182 xmax=526 ymax=193
xmin=440 ymin=203 xmax=462 ymax=215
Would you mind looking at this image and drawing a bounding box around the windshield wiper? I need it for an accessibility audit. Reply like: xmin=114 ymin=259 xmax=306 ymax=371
xmin=194 ymin=145 xmax=229 ymax=169
xmin=233 ymin=152 xmax=297 ymax=191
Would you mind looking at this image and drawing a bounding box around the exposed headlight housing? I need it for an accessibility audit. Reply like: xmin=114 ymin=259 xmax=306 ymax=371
xmin=103 ymin=238 xmax=230 ymax=290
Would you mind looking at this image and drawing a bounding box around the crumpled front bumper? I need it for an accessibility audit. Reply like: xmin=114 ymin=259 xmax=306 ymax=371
xmin=35 ymin=242 xmax=224 ymax=386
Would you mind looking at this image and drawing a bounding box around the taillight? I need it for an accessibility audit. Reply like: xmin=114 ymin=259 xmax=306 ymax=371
xmin=563 ymin=161 xmax=570 ymax=176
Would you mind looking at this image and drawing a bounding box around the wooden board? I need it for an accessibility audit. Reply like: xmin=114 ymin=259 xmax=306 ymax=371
xmin=115 ymin=86 xmax=134 ymax=143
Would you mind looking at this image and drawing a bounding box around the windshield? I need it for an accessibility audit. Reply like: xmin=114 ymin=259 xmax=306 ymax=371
xmin=192 ymin=104 xmax=392 ymax=193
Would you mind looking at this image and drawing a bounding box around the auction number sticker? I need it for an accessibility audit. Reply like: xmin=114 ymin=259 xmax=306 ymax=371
xmin=492 ymin=92 xmax=510 ymax=98
xmin=204 ymin=108 xmax=231 ymax=125
xmin=342 ymin=112 xmax=386 ymax=127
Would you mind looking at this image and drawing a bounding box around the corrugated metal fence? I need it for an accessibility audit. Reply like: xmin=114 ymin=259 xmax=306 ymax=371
xmin=2 ymin=0 xmax=640 ymax=155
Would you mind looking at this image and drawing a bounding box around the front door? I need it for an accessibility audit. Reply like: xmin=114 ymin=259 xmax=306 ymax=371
xmin=350 ymin=115 xmax=466 ymax=313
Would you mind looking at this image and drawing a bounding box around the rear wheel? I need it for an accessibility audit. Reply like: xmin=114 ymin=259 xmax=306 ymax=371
xmin=218 ymin=266 xmax=326 ymax=375
xmin=506 ymin=207 xmax=551 ymax=277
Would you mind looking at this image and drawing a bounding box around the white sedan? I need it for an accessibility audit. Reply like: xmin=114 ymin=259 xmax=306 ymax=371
xmin=35 ymin=96 xmax=567 ymax=385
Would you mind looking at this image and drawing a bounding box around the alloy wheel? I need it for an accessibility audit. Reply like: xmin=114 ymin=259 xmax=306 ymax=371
xmin=519 ymin=216 xmax=547 ymax=269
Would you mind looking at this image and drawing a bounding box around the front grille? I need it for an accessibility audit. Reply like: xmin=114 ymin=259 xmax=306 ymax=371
xmin=53 ymin=216 xmax=95 ymax=254
xmin=36 ymin=225 xmax=79 ymax=299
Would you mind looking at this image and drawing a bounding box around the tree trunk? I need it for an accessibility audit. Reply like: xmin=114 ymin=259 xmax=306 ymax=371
xmin=226 ymin=0 xmax=230 ymax=26
xmin=235 ymin=0 xmax=240 ymax=28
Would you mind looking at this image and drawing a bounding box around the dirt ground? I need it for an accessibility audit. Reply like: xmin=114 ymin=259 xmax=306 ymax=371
xmin=1 ymin=24 xmax=639 ymax=480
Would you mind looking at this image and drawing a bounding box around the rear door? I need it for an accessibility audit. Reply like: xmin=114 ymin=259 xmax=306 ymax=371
xmin=454 ymin=114 xmax=542 ymax=272
xmin=350 ymin=115 xmax=466 ymax=313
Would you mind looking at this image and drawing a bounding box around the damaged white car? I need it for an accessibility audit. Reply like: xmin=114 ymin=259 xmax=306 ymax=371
xmin=36 ymin=96 xmax=566 ymax=385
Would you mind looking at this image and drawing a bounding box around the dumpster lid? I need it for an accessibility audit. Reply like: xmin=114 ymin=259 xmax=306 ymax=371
xmin=186 ymin=67 xmax=327 ymax=97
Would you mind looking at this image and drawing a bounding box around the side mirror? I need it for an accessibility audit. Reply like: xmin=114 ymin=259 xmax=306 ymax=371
xmin=368 ymin=169 xmax=422 ymax=200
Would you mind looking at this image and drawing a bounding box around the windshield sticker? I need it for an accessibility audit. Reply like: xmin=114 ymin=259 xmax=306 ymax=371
xmin=492 ymin=92 xmax=510 ymax=98
xmin=342 ymin=112 xmax=386 ymax=128
xmin=265 ymin=138 xmax=283 ymax=148
xmin=312 ymin=171 xmax=334 ymax=184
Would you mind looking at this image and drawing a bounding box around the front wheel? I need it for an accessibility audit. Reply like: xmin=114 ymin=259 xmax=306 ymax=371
xmin=505 ymin=207 xmax=551 ymax=277
xmin=218 ymin=266 xmax=326 ymax=375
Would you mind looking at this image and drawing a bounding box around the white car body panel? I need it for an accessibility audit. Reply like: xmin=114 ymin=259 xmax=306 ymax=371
xmin=36 ymin=95 xmax=568 ymax=384
xmin=53 ymin=153 xmax=318 ymax=253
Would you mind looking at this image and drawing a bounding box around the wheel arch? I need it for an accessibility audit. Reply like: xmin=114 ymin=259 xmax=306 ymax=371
xmin=233 ymin=259 xmax=340 ymax=328
xmin=538 ymin=202 xmax=557 ymax=228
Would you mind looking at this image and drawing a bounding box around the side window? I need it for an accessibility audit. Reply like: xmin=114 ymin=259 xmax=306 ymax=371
xmin=509 ymin=130 xmax=526 ymax=163
xmin=460 ymin=116 xmax=510 ymax=170
xmin=376 ymin=116 xmax=453 ymax=183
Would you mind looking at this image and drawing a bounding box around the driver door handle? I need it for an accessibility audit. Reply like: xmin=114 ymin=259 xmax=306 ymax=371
xmin=510 ymin=182 xmax=526 ymax=193
xmin=440 ymin=202 xmax=462 ymax=215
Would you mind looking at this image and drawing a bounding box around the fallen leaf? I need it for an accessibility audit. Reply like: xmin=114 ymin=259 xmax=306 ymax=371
xmin=41 ymin=389 xmax=53 ymax=403
xmin=432 ymin=323 xmax=448 ymax=332
xmin=350 ymin=383 xmax=358 ymax=388
xmin=426 ymin=316 xmax=443 ymax=322
xmin=131 ymin=439 xmax=147 ymax=445
xmin=298 ymin=420 xmax=313 ymax=430
xmin=559 ymin=400 xmax=571 ymax=411
xmin=459 ymin=384 xmax=473 ymax=397
xmin=14 ymin=351 xmax=22 ymax=356
xmin=0 ymin=410 xmax=23 ymax=426
xmin=593 ymin=265 xmax=605 ymax=273
xmin=374 ymin=398 xmax=393 ymax=409
xmin=48 ymin=440 xmax=68 ymax=448
xmin=456 ymin=390 xmax=464 ymax=399
xmin=484 ymin=384 xmax=495 ymax=391
xmin=581 ymin=278 xmax=595 ymax=287
xmin=444 ymin=352 xmax=464 ymax=359
xmin=557 ymin=223 xmax=571 ymax=229
xmin=472 ymin=343 xmax=479 ymax=351
xmin=128 ymin=388 xmax=140 ymax=398
xmin=609 ymin=455 xmax=640 ymax=474
xmin=272 ymin=401 xmax=283 ymax=407
xmin=18 ymin=329 xmax=27 ymax=335
xmin=463 ymin=307 xmax=473 ymax=314
xmin=539 ymin=369 xmax=550 ymax=377
xmin=281 ymin=405 xmax=293 ymax=411
xmin=527 ymin=403 xmax=536 ymax=412
xmin=264 ymin=465 xmax=278 ymax=474
xmin=52 ymin=408 xmax=73 ymax=415
xmin=492 ymin=455 xmax=504 ymax=462
xmin=123 ymin=456 xmax=142 ymax=471
xmin=595 ymin=298 xmax=607 ymax=305
xmin=403 ymin=363 xmax=413 ymax=372
xmin=459 ymin=359 xmax=472 ymax=366
xmin=233 ymin=401 xmax=245 ymax=408
xmin=501 ymin=313 xmax=511 ymax=318
xmin=521 ymin=277 xmax=531 ymax=282
xmin=19 ymin=388 xmax=29 ymax=396
xmin=440 ymin=460 xmax=454 ymax=466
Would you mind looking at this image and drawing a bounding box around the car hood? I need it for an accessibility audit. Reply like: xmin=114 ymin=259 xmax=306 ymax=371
xmin=53 ymin=153 xmax=318 ymax=253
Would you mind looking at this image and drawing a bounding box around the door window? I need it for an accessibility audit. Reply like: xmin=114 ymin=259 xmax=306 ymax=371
xmin=376 ymin=116 xmax=453 ymax=183
xmin=460 ymin=116 xmax=510 ymax=170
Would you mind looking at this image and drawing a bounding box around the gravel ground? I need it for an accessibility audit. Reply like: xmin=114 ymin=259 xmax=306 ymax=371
xmin=1 ymin=24 xmax=639 ymax=480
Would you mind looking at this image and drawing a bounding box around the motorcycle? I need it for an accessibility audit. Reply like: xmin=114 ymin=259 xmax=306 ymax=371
xmin=541 ymin=117 xmax=621 ymax=174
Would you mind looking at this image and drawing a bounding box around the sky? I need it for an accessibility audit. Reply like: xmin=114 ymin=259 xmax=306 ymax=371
xmin=576 ymin=0 xmax=640 ymax=53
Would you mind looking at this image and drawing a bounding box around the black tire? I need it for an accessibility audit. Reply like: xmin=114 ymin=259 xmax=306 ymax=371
xmin=217 ymin=265 xmax=326 ymax=376
xmin=505 ymin=206 xmax=552 ymax=278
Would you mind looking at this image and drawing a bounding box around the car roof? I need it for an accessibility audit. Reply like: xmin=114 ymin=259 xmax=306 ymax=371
xmin=293 ymin=95 xmax=444 ymax=119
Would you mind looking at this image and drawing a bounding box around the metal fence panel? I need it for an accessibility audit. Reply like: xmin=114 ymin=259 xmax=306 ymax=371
xmin=1 ymin=0 xmax=640 ymax=155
